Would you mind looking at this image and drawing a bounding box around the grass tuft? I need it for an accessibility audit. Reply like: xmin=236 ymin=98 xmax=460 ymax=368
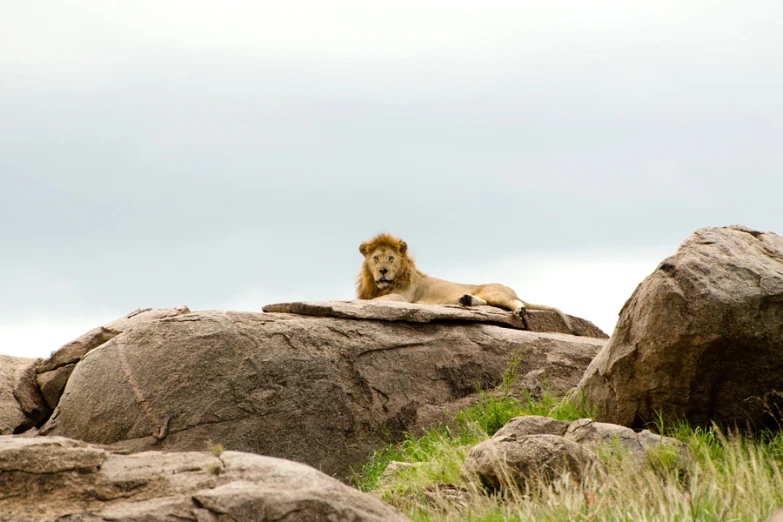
xmin=207 ymin=461 xmax=223 ymax=476
xmin=208 ymin=441 xmax=225 ymax=458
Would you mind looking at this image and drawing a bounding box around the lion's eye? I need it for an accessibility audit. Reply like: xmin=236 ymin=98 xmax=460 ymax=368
xmin=388 ymin=256 xmax=394 ymax=262
xmin=373 ymin=256 xmax=379 ymax=262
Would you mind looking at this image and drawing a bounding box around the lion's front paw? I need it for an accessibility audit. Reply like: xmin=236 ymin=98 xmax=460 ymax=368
xmin=459 ymin=294 xmax=473 ymax=307
xmin=514 ymin=306 xmax=527 ymax=318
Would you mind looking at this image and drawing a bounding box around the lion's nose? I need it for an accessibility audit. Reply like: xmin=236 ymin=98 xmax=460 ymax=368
xmin=379 ymin=268 xmax=388 ymax=275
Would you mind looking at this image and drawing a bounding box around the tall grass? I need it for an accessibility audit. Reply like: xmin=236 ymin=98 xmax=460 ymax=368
xmin=354 ymin=357 xmax=783 ymax=521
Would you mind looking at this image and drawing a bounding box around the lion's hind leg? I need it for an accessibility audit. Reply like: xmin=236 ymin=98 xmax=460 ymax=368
xmin=473 ymin=284 xmax=524 ymax=314
xmin=459 ymin=294 xmax=488 ymax=307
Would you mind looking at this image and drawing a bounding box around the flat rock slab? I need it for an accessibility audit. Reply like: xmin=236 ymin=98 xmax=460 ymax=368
xmin=0 ymin=435 xmax=409 ymax=522
xmin=263 ymin=300 xmax=608 ymax=338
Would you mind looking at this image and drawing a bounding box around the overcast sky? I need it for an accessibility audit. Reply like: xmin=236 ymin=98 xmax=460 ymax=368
xmin=2 ymin=1 xmax=782 ymax=358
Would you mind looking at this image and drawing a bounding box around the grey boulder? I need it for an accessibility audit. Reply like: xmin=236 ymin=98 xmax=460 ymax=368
xmin=578 ymin=225 xmax=783 ymax=429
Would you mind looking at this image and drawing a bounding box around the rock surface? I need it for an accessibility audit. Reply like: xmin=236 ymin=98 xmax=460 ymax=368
xmin=9 ymin=357 xmax=50 ymax=429
xmin=564 ymin=418 xmax=689 ymax=465
xmin=263 ymin=300 xmax=608 ymax=338
xmin=41 ymin=309 xmax=604 ymax=479
xmin=0 ymin=435 xmax=409 ymax=522
xmin=493 ymin=415 xmax=570 ymax=439
xmin=35 ymin=307 xmax=191 ymax=410
xmin=0 ymin=356 xmax=38 ymax=435
xmin=578 ymin=225 xmax=783 ymax=429
xmin=462 ymin=433 xmax=603 ymax=490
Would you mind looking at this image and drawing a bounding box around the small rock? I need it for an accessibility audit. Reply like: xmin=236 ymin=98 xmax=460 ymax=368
xmin=565 ymin=418 xmax=690 ymax=467
xmin=493 ymin=415 xmax=571 ymax=439
xmin=378 ymin=461 xmax=423 ymax=486
xmin=462 ymin=434 xmax=604 ymax=490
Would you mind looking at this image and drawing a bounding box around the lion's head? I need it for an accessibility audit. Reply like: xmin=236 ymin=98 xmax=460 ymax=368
xmin=356 ymin=233 xmax=415 ymax=299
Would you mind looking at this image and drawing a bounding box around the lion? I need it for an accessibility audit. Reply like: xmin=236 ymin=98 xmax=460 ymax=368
xmin=356 ymin=233 xmax=576 ymax=334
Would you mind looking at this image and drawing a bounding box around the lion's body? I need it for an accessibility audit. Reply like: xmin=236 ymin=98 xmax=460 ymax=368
xmin=356 ymin=233 xmax=575 ymax=334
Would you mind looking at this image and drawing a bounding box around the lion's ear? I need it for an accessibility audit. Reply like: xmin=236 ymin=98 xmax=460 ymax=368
xmin=359 ymin=242 xmax=369 ymax=256
xmin=399 ymin=241 xmax=407 ymax=255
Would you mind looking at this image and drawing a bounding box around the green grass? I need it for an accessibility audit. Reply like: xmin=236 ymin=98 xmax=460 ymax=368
xmin=354 ymin=366 xmax=783 ymax=521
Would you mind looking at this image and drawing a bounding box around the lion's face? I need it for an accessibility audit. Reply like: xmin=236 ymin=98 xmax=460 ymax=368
xmin=363 ymin=245 xmax=406 ymax=290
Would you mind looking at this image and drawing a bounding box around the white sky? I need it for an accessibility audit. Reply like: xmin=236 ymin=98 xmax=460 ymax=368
xmin=1 ymin=1 xmax=782 ymax=358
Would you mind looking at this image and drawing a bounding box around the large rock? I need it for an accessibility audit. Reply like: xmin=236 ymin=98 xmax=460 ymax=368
xmin=0 ymin=435 xmax=409 ymax=522
xmin=263 ymin=300 xmax=608 ymax=338
xmin=578 ymin=225 xmax=783 ymax=429
xmin=35 ymin=307 xmax=191 ymax=410
xmin=41 ymin=308 xmax=604 ymax=479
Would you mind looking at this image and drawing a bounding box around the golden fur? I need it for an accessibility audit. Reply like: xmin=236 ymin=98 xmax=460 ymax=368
xmin=356 ymin=233 xmax=576 ymax=334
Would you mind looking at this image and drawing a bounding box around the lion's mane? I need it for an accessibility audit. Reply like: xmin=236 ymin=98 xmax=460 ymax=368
xmin=356 ymin=233 xmax=420 ymax=300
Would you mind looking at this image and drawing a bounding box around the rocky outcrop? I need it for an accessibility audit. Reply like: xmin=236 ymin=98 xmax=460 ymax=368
xmin=34 ymin=307 xmax=191 ymax=410
xmin=41 ymin=308 xmax=604 ymax=479
xmin=577 ymin=226 xmax=783 ymax=429
xmin=0 ymin=435 xmax=409 ymax=522
xmin=263 ymin=300 xmax=608 ymax=338
xmin=461 ymin=415 xmax=687 ymax=490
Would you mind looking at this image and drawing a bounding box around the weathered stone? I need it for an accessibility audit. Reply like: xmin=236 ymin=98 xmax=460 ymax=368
xmin=37 ymin=364 xmax=74 ymax=410
xmin=577 ymin=225 xmax=783 ymax=429
xmin=564 ymin=418 xmax=689 ymax=465
xmin=0 ymin=435 xmax=408 ymax=521
xmin=378 ymin=461 xmax=423 ymax=486
xmin=103 ymin=306 xmax=192 ymax=331
xmin=11 ymin=358 xmax=50 ymax=428
xmin=0 ymin=435 xmax=106 ymax=474
xmin=42 ymin=310 xmax=604 ymax=479
xmin=462 ymin=433 xmax=603 ymax=490
xmin=263 ymin=300 xmax=608 ymax=338
xmin=37 ymin=326 xmax=119 ymax=374
xmin=0 ymin=356 xmax=35 ymax=435
xmin=34 ymin=307 xmax=192 ymax=410
xmin=493 ymin=415 xmax=570 ymax=439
